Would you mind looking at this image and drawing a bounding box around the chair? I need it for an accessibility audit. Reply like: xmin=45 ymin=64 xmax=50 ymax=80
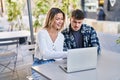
xmin=0 ymin=37 xmax=19 ymax=72
xmin=19 ymin=34 xmax=35 ymax=64
xmin=20 ymin=43 xmax=35 ymax=62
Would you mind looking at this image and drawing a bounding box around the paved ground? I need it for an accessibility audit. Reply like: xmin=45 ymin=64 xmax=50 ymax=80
xmin=97 ymin=32 xmax=120 ymax=54
xmin=0 ymin=45 xmax=33 ymax=80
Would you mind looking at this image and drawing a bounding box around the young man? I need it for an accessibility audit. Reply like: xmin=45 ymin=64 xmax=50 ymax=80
xmin=62 ymin=9 xmax=101 ymax=54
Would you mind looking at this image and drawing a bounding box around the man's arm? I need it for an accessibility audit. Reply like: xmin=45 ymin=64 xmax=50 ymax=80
xmin=90 ymin=27 xmax=101 ymax=55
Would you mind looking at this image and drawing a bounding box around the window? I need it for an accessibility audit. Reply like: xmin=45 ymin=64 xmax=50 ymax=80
xmin=84 ymin=0 xmax=98 ymax=12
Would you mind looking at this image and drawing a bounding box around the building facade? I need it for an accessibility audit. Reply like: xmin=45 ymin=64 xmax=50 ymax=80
xmin=82 ymin=0 xmax=120 ymax=21
xmin=104 ymin=0 xmax=120 ymax=21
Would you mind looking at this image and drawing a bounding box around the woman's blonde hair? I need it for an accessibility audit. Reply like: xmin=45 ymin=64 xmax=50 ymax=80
xmin=44 ymin=8 xmax=65 ymax=30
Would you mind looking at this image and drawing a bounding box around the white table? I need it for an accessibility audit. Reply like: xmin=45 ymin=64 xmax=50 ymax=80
xmin=0 ymin=30 xmax=30 ymax=39
xmin=0 ymin=30 xmax=32 ymax=44
xmin=32 ymin=50 xmax=120 ymax=80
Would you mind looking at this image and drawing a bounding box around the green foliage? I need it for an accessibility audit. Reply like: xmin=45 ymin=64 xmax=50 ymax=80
xmin=61 ymin=0 xmax=69 ymax=15
xmin=116 ymin=37 xmax=120 ymax=44
xmin=60 ymin=0 xmax=80 ymax=18
xmin=32 ymin=0 xmax=80 ymax=31
xmin=33 ymin=0 xmax=50 ymax=17
xmin=6 ymin=0 xmax=21 ymax=22
xmin=5 ymin=0 xmax=24 ymax=31
xmin=33 ymin=0 xmax=51 ymax=29
xmin=33 ymin=19 xmax=41 ymax=28
xmin=73 ymin=0 xmax=80 ymax=8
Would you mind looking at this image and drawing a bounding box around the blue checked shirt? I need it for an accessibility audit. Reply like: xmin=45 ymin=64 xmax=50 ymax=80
xmin=62 ymin=24 xmax=101 ymax=55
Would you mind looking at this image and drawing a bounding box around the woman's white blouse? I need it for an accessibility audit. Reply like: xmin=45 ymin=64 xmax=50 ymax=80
xmin=34 ymin=29 xmax=67 ymax=60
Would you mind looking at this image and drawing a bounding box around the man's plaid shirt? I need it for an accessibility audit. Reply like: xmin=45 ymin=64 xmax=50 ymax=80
xmin=62 ymin=24 xmax=101 ymax=54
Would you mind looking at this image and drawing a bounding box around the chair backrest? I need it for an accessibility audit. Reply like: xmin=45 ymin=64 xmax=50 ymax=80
xmin=0 ymin=38 xmax=19 ymax=45
xmin=20 ymin=44 xmax=35 ymax=61
xmin=0 ymin=37 xmax=19 ymax=72
xmin=21 ymin=44 xmax=35 ymax=54
xmin=0 ymin=37 xmax=19 ymax=53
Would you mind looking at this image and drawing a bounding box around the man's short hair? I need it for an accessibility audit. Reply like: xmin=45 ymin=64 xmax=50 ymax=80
xmin=71 ymin=9 xmax=84 ymax=20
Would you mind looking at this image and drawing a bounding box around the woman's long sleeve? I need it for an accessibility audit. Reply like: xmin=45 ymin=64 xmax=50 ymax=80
xmin=37 ymin=30 xmax=67 ymax=59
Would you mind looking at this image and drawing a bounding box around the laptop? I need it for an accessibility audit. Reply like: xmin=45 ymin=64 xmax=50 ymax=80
xmin=59 ymin=47 xmax=97 ymax=73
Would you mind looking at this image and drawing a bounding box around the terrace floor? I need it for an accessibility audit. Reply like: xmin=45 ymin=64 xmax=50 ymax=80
xmin=0 ymin=44 xmax=33 ymax=80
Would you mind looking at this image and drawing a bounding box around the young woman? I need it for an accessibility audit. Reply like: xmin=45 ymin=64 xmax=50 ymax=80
xmin=29 ymin=7 xmax=68 ymax=80
xmin=33 ymin=7 xmax=67 ymax=65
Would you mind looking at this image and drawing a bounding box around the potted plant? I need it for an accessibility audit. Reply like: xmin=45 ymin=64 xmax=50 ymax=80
xmin=6 ymin=0 xmax=22 ymax=31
